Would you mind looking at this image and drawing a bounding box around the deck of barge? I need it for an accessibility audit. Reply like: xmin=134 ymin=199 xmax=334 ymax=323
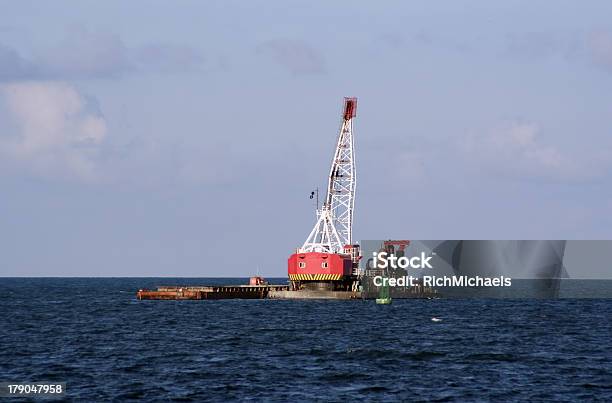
xmin=137 ymin=285 xmax=289 ymax=300
xmin=137 ymin=280 xmax=439 ymax=300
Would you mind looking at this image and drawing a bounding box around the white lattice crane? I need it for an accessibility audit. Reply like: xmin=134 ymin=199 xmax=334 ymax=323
xmin=300 ymin=98 xmax=357 ymax=254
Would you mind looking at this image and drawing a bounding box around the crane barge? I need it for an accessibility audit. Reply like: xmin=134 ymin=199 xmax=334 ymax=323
xmin=135 ymin=97 xmax=438 ymax=300
xmin=287 ymin=97 xmax=361 ymax=294
xmin=137 ymin=97 xmax=442 ymax=300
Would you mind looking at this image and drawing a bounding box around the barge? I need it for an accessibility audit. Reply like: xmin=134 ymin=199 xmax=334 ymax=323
xmin=136 ymin=276 xmax=437 ymax=300
xmin=137 ymin=281 xmax=288 ymax=300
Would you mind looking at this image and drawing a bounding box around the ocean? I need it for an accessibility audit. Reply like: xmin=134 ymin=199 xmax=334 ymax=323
xmin=1 ymin=278 xmax=611 ymax=401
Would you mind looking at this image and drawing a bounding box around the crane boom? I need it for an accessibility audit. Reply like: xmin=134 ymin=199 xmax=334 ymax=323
xmin=300 ymin=98 xmax=357 ymax=254
xmin=327 ymin=97 xmax=357 ymax=247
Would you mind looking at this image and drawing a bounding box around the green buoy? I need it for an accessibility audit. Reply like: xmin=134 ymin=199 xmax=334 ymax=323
xmin=376 ymin=278 xmax=392 ymax=304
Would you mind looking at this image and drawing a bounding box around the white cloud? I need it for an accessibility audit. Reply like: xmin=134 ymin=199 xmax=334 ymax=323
xmin=0 ymin=28 xmax=206 ymax=82
xmin=461 ymin=121 xmax=595 ymax=181
xmin=0 ymin=81 xmax=107 ymax=181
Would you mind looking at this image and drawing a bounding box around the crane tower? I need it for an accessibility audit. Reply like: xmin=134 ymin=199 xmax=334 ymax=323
xmin=288 ymin=98 xmax=361 ymax=291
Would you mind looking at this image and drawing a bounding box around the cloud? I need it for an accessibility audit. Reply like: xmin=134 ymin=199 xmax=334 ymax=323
xmin=461 ymin=121 xmax=600 ymax=182
xmin=588 ymin=30 xmax=612 ymax=72
xmin=134 ymin=43 xmax=205 ymax=73
xmin=0 ymin=81 xmax=107 ymax=181
xmin=257 ymin=39 xmax=326 ymax=75
xmin=502 ymin=30 xmax=612 ymax=69
xmin=0 ymin=28 xmax=205 ymax=81
xmin=0 ymin=44 xmax=40 ymax=81
xmin=38 ymin=30 xmax=132 ymax=79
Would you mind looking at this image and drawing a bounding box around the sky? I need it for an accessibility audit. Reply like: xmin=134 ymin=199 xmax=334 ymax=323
xmin=1 ymin=1 xmax=612 ymax=277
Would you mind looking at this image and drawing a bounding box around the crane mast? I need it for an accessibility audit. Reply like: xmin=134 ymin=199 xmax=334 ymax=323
xmin=300 ymin=98 xmax=357 ymax=254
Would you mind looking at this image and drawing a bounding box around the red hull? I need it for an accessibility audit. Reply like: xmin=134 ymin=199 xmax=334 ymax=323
xmin=287 ymin=252 xmax=352 ymax=281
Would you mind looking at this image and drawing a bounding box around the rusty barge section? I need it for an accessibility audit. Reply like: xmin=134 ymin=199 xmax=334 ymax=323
xmin=137 ymin=284 xmax=289 ymax=300
xmin=136 ymin=282 xmax=437 ymax=300
xmin=135 ymin=275 xmax=438 ymax=300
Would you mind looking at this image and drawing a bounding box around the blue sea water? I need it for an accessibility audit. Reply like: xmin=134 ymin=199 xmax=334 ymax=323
xmin=1 ymin=278 xmax=611 ymax=401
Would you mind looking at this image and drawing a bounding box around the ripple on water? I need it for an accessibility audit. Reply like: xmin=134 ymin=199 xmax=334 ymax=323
xmin=0 ymin=278 xmax=611 ymax=401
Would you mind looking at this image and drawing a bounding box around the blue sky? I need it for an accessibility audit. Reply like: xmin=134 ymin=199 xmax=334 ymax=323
xmin=1 ymin=1 xmax=612 ymax=276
